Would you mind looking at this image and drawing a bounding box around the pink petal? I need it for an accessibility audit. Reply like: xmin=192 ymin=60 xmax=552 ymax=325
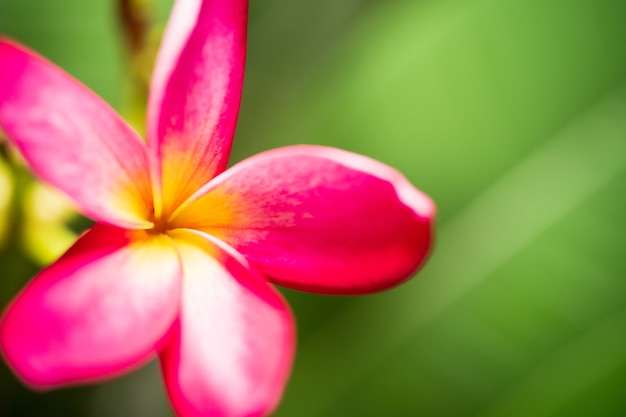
xmin=0 ymin=224 xmax=182 ymax=388
xmin=148 ymin=0 xmax=248 ymax=216
xmin=0 ymin=39 xmax=154 ymax=228
xmin=161 ymin=229 xmax=294 ymax=417
xmin=171 ymin=145 xmax=435 ymax=295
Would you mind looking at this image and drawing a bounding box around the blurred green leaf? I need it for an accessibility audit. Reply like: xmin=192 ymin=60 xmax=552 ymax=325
xmin=257 ymin=0 xmax=626 ymax=416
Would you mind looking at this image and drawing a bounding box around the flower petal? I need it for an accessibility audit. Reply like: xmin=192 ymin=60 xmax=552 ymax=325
xmin=148 ymin=0 xmax=248 ymax=216
xmin=0 ymin=224 xmax=182 ymax=388
xmin=171 ymin=145 xmax=435 ymax=295
xmin=0 ymin=39 xmax=154 ymax=228
xmin=161 ymin=229 xmax=294 ymax=417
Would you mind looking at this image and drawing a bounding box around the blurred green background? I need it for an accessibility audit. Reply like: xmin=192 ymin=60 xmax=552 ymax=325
xmin=1 ymin=0 xmax=626 ymax=416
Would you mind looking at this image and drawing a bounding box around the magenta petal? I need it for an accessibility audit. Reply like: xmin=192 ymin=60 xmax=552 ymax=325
xmin=172 ymin=145 xmax=435 ymax=295
xmin=148 ymin=0 xmax=248 ymax=214
xmin=0 ymin=39 xmax=154 ymax=228
xmin=161 ymin=230 xmax=294 ymax=417
xmin=0 ymin=224 xmax=182 ymax=388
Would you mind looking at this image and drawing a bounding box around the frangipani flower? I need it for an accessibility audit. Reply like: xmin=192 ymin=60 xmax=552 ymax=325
xmin=0 ymin=0 xmax=434 ymax=416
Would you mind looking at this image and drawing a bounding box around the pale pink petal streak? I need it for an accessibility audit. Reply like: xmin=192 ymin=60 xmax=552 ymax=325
xmin=0 ymin=224 xmax=182 ymax=387
xmin=148 ymin=0 xmax=248 ymax=215
xmin=172 ymin=145 xmax=435 ymax=295
xmin=0 ymin=39 xmax=153 ymax=228
xmin=161 ymin=229 xmax=294 ymax=417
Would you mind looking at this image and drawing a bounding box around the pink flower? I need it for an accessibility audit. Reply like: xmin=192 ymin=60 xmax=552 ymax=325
xmin=0 ymin=0 xmax=434 ymax=416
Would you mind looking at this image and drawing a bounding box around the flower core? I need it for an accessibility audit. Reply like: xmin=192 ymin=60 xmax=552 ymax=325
xmin=148 ymin=212 xmax=172 ymax=235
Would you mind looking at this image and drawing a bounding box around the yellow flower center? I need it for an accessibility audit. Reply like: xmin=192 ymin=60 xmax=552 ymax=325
xmin=148 ymin=213 xmax=171 ymax=235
